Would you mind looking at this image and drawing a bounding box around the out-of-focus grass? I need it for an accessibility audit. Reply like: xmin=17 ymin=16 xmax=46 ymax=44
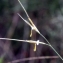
xmin=0 ymin=57 xmax=4 ymax=63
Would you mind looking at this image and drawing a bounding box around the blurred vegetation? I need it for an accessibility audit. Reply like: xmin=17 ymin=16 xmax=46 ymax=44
xmin=0 ymin=0 xmax=63 ymax=63
xmin=28 ymin=0 xmax=60 ymax=14
xmin=0 ymin=57 xmax=4 ymax=63
xmin=48 ymin=0 xmax=60 ymax=13
xmin=0 ymin=0 xmax=61 ymax=14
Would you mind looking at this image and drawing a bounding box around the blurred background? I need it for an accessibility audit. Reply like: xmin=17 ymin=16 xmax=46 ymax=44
xmin=0 ymin=0 xmax=63 ymax=63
